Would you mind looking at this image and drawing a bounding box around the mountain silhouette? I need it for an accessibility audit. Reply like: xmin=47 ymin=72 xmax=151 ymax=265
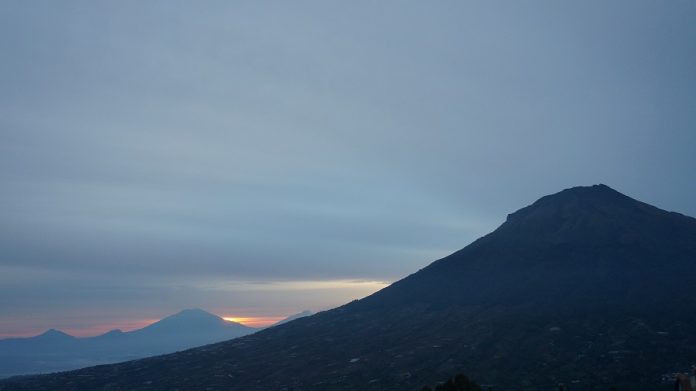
xmin=0 ymin=309 xmax=255 ymax=378
xmin=3 ymin=185 xmax=695 ymax=390
xmin=32 ymin=329 xmax=75 ymax=342
xmin=129 ymin=308 xmax=252 ymax=344
xmin=270 ymin=310 xmax=314 ymax=327
xmin=360 ymin=184 xmax=696 ymax=311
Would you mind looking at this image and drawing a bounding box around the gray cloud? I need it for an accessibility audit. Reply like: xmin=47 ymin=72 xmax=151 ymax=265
xmin=1 ymin=0 xmax=695 ymax=335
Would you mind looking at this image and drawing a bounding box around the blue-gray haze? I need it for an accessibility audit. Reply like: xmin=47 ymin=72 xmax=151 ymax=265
xmin=1 ymin=1 xmax=695 ymax=335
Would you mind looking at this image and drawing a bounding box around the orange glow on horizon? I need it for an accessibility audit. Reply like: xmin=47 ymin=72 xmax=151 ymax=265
xmin=1 ymin=314 xmax=293 ymax=339
xmin=1 ymin=278 xmax=389 ymax=338
xmin=0 ymin=318 xmax=161 ymax=339
xmin=223 ymin=316 xmax=286 ymax=328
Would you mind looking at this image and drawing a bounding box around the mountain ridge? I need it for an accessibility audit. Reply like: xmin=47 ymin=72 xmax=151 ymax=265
xmin=0 ymin=309 xmax=256 ymax=378
xmin=3 ymin=185 xmax=695 ymax=390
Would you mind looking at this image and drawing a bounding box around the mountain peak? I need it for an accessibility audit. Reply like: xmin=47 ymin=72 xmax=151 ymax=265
xmin=564 ymin=183 xmax=615 ymax=193
xmin=172 ymin=308 xmax=217 ymax=319
xmin=500 ymin=184 xmax=656 ymax=230
xmin=506 ymin=184 xmax=628 ymax=220
xmin=484 ymin=184 xmax=696 ymax=251
xmin=150 ymin=308 xmax=224 ymax=326
xmin=544 ymin=183 xmax=628 ymax=203
xmin=36 ymin=329 xmax=74 ymax=340
xmin=137 ymin=308 xmax=254 ymax=335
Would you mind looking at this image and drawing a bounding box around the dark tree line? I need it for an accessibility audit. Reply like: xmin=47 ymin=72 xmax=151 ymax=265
xmin=420 ymin=373 xmax=486 ymax=391
xmin=422 ymin=374 xmax=620 ymax=390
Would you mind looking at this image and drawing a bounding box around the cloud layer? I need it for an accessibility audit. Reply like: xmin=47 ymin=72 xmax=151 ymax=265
xmin=1 ymin=1 xmax=695 ymax=336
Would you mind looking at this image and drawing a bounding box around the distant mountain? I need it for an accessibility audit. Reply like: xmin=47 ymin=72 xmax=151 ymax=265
xmin=124 ymin=309 xmax=254 ymax=350
xmin=32 ymin=329 xmax=74 ymax=342
xmin=0 ymin=329 xmax=80 ymax=377
xmin=270 ymin=310 xmax=314 ymax=327
xmin=3 ymin=185 xmax=696 ymax=390
xmin=0 ymin=309 xmax=256 ymax=378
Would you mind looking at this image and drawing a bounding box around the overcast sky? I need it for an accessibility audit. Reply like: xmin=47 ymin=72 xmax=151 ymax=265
xmin=1 ymin=1 xmax=695 ymax=336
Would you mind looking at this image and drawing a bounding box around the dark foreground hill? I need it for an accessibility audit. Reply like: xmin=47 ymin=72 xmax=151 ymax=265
xmin=2 ymin=185 xmax=695 ymax=390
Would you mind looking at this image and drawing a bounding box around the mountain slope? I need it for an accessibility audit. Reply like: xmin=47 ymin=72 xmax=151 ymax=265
xmin=362 ymin=184 xmax=696 ymax=311
xmin=269 ymin=310 xmax=314 ymax=327
xmin=0 ymin=309 xmax=255 ymax=378
xmin=3 ymin=185 xmax=695 ymax=390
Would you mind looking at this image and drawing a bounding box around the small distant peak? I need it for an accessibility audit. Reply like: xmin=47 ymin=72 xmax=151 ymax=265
xmin=177 ymin=308 xmax=216 ymax=316
xmin=139 ymin=308 xmax=227 ymax=333
xmin=38 ymin=328 xmax=74 ymax=339
xmin=164 ymin=308 xmax=221 ymax=322
xmin=174 ymin=308 xmax=204 ymax=315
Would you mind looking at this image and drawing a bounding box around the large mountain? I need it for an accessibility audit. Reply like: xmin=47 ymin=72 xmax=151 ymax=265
xmin=2 ymin=185 xmax=695 ymax=390
xmin=0 ymin=309 xmax=255 ymax=378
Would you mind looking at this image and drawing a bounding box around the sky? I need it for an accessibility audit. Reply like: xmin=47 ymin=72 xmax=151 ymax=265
xmin=1 ymin=1 xmax=695 ymax=337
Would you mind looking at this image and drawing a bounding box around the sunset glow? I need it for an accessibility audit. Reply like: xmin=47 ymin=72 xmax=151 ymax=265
xmin=0 ymin=318 xmax=161 ymax=339
xmin=0 ymin=277 xmax=390 ymax=338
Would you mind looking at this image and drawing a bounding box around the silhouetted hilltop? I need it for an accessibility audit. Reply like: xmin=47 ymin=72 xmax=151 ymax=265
xmin=3 ymin=185 xmax=695 ymax=390
xmin=358 ymin=184 xmax=696 ymax=310
xmin=499 ymin=184 xmax=694 ymax=246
